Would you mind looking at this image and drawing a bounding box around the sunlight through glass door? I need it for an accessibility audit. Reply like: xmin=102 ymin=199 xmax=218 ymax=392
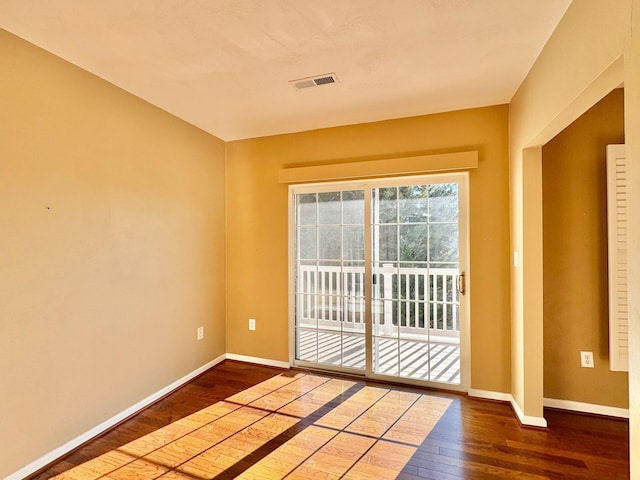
xmin=371 ymin=182 xmax=461 ymax=384
xmin=294 ymin=188 xmax=366 ymax=372
xmin=292 ymin=175 xmax=467 ymax=389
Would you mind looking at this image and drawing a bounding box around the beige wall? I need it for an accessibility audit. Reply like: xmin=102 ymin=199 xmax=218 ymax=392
xmin=226 ymin=105 xmax=511 ymax=394
xmin=542 ymin=89 xmax=628 ymax=408
xmin=510 ymin=0 xmax=639 ymax=473
xmin=0 ymin=30 xmax=226 ymax=477
xmin=509 ymin=0 xmax=630 ymax=421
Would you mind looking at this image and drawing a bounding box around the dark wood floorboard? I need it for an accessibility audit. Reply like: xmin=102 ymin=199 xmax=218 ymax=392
xmin=28 ymin=360 xmax=629 ymax=479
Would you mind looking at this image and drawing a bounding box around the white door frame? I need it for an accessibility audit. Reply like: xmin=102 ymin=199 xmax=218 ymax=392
xmin=288 ymin=173 xmax=470 ymax=392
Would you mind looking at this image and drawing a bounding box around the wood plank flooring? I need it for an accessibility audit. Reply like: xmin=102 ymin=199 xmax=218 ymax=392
xmin=29 ymin=361 xmax=629 ymax=480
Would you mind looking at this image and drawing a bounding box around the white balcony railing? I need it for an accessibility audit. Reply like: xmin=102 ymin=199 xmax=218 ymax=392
xmin=297 ymin=264 xmax=460 ymax=340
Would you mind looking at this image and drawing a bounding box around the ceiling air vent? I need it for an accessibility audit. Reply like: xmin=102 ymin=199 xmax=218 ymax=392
xmin=290 ymin=73 xmax=339 ymax=90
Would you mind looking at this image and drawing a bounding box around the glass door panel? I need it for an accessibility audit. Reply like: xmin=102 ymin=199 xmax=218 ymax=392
xmin=371 ymin=182 xmax=461 ymax=384
xmin=294 ymin=189 xmax=366 ymax=371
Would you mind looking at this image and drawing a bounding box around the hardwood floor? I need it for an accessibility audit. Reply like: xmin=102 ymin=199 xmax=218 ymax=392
xmin=30 ymin=361 xmax=629 ymax=480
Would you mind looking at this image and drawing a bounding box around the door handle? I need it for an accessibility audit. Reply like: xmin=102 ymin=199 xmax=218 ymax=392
xmin=457 ymin=272 xmax=466 ymax=295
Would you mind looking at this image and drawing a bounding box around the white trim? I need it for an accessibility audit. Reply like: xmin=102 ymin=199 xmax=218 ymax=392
xmin=457 ymin=173 xmax=471 ymax=392
xmin=225 ymin=353 xmax=290 ymax=369
xmin=510 ymin=396 xmax=548 ymax=428
xmin=467 ymin=388 xmax=512 ymax=402
xmin=544 ymin=397 xmax=630 ymax=419
xmin=288 ymin=185 xmax=295 ymax=368
xmin=606 ymin=144 xmax=629 ymax=372
xmin=5 ymin=354 xmax=226 ymax=480
xmin=466 ymin=391 xmax=629 ymax=421
xmin=466 ymin=389 xmax=548 ymax=427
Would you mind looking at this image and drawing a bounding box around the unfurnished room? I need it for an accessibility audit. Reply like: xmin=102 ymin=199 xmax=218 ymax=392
xmin=1 ymin=1 xmax=640 ymax=479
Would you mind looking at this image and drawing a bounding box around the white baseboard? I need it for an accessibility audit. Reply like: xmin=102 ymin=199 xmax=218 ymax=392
xmin=225 ymin=353 xmax=290 ymax=369
xmin=467 ymin=388 xmax=512 ymax=402
xmin=467 ymin=392 xmax=628 ymax=424
xmin=510 ymin=397 xmax=548 ymax=428
xmin=544 ymin=397 xmax=629 ymax=419
xmin=5 ymin=354 xmax=226 ymax=480
xmin=467 ymin=389 xmax=547 ymax=427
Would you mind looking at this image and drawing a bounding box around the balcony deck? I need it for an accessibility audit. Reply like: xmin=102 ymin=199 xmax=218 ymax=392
xmin=296 ymin=329 xmax=460 ymax=385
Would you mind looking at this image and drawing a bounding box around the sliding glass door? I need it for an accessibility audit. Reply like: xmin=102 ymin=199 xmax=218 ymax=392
xmin=294 ymin=188 xmax=367 ymax=371
xmin=371 ymin=182 xmax=461 ymax=383
xmin=291 ymin=174 xmax=468 ymax=389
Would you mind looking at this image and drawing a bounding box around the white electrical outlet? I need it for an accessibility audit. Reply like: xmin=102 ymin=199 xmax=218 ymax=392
xmin=249 ymin=318 xmax=256 ymax=331
xmin=197 ymin=326 xmax=204 ymax=340
xmin=580 ymin=351 xmax=594 ymax=368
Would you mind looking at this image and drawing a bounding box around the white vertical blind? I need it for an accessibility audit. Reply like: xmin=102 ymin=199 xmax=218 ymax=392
xmin=607 ymin=144 xmax=628 ymax=372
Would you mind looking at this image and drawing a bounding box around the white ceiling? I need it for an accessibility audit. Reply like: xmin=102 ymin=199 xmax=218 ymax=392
xmin=0 ymin=1 xmax=571 ymax=141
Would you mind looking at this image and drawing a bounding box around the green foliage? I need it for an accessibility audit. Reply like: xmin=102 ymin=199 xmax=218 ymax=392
xmin=374 ymin=183 xmax=458 ymax=264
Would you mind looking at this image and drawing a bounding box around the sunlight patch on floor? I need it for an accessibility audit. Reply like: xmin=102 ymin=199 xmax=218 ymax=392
xmin=52 ymin=372 xmax=451 ymax=480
